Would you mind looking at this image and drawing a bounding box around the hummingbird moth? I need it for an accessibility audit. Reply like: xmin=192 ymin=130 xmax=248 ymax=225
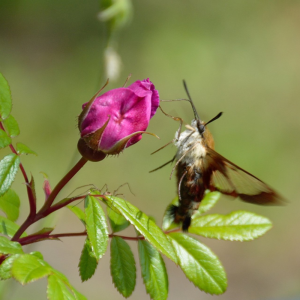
xmin=152 ymin=81 xmax=284 ymax=231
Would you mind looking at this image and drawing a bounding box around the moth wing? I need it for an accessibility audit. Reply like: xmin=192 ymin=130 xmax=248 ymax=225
xmin=204 ymin=147 xmax=285 ymax=205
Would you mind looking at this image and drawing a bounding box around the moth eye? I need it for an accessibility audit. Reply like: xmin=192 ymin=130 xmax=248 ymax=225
xmin=200 ymin=124 xmax=205 ymax=134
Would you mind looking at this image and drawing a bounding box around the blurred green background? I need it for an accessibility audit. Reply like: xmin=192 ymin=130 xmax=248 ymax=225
xmin=0 ymin=0 xmax=299 ymax=299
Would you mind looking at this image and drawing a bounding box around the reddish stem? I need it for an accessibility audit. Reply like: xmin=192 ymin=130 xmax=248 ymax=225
xmin=18 ymin=227 xmax=182 ymax=246
xmin=0 ymin=122 xmax=36 ymax=216
xmin=12 ymin=157 xmax=88 ymax=240
xmin=37 ymin=157 xmax=88 ymax=215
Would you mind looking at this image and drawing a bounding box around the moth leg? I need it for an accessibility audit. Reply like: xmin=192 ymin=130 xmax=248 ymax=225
xmin=149 ymin=156 xmax=176 ymax=173
xmin=178 ymin=170 xmax=187 ymax=201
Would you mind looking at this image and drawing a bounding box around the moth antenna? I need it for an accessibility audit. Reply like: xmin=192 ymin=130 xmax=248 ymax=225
xmin=182 ymin=80 xmax=201 ymax=122
xmin=149 ymin=157 xmax=176 ymax=173
xmin=205 ymin=112 xmax=223 ymax=126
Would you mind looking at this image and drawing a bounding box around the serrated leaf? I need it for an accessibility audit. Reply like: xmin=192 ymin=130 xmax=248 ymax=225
xmin=29 ymin=251 xmax=44 ymax=259
xmin=169 ymin=233 xmax=227 ymax=295
xmin=0 ymin=129 xmax=11 ymax=149
xmin=0 ymin=189 xmax=20 ymax=221
xmin=0 ymin=154 xmax=20 ymax=197
xmin=84 ymin=195 xmax=108 ymax=260
xmin=138 ymin=240 xmax=168 ymax=300
xmin=0 ymin=73 xmax=12 ymax=119
xmin=2 ymin=115 xmax=19 ymax=137
xmin=102 ymin=196 xmax=178 ymax=264
xmin=0 ymin=216 xmax=26 ymax=238
xmin=111 ymin=236 xmax=136 ymax=298
xmin=16 ymin=142 xmax=37 ymax=156
xmin=0 ymin=254 xmax=21 ymax=279
xmin=12 ymin=254 xmax=52 ymax=284
xmin=107 ymin=206 xmax=130 ymax=233
xmin=79 ymin=239 xmax=97 ymax=281
xmin=67 ymin=205 xmax=86 ymax=225
xmin=47 ymin=274 xmax=76 ymax=300
xmin=51 ymin=269 xmax=87 ymax=300
xmin=197 ymin=191 xmax=221 ymax=215
xmin=189 ymin=211 xmax=272 ymax=241
xmin=0 ymin=236 xmax=23 ymax=254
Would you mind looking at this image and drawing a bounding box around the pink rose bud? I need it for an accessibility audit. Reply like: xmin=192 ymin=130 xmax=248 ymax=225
xmin=78 ymin=78 xmax=159 ymax=161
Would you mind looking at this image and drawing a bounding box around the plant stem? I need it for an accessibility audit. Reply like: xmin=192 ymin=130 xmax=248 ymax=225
xmin=0 ymin=122 xmax=36 ymax=217
xmin=38 ymin=156 xmax=88 ymax=215
xmin=12 ymin=156 xmax=88 ymax=241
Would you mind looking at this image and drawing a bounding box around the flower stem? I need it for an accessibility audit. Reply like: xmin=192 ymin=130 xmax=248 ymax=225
xmin=38 ymin=156 xmax=88 ymax=215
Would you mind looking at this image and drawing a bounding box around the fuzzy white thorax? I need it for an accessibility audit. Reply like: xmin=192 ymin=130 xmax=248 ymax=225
xmin=174 ymin=119 xmax=207 ymax=166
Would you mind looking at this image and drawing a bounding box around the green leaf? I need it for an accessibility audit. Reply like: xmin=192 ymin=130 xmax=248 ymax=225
xmin=169 ymin=233 xmax=227 ymax=295
xmin=12 ymin=254 xmax=52 ymax=284
xmin=0 ymin=216 xmax=26 ymax=238
xmin=0 ymin=129 xmax=11 ymax=149
xmin=50 ymin=269 xmax=87 ymax=300
xmin=0 ymin=254 xmax=21 ymax=279
xmin=0 ymin=154 xmax=20 ymax=197
xmin=107 ymin=206 xmax=130 ymax=233
xmin=67 ymin=205 xmax=86 ymax=225
xmin=110 ymin=236 xmax=136 ymax=298
xmin=84 ymin=195 xmax=108 ymax=260
xmin=2 ymin=115 xmax=19 ymax=137
xmin=47 ymin=274 xmax=76 ymax=300
xmin=0 ymin=236 xmax=23 ymax=254
xmin=79 ymin=239 xmax=98 ymax=282
xmin=0 ymin=73 xmax=12 ymax=119
xmin=138 ymin=240 xmax=168 ymax=300
xmin=189 ymin=211 xmax=272 ymax=241
xmin=102 ymin=196 xmax=177 ymax=264
xmin=29 ymin=251 xmax=44 ymax=259
xmin=0 ymin=189 xmax=20 ymax=221
xmin=197 ymin=191 xmax=221 ymax=215
xmin=16 ymin=142 xmax=37 ymax=156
